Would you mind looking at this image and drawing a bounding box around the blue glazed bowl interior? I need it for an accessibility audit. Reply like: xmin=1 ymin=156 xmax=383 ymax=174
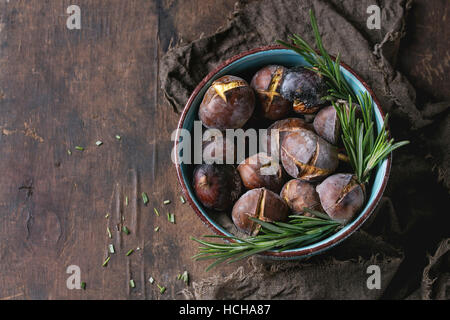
xmin=179 ymin=49 xmax=388 ymax=257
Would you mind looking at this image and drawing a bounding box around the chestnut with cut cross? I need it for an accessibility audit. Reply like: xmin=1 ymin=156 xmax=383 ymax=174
xmin=232 ymin=188 xmax=289 ymax=236
xmin=280 ymin=179 xmax=322 ymax=215
xmin=280 ymin=128 xmax=339 ymax=181
xmin=237 ymin=152 xmax=286 ymax=193
xmin=316 ymin=173 xmax=365 ymax=223
xmin=250 ymin=65 xmax=292 ymax=120
xmin=261 ymin=117 xmax=313 ymax=157
xmin=198 ymin=75 xmax=255 ymax=130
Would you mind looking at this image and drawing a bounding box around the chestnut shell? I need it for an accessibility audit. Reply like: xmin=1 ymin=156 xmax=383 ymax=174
xmin=192 ymin=164 xmax=242 ymax=211
xmin=232 ymin=188 xmax=289 ymax=235
xmin=316 ymin=173 xmax=365 ymax=223
xmin=237 ymin=152 xmax=285 ymax=193
xmin=280 ymin=128 xmax=338 ymax=181
xmin=279 ymin=67 xmax=327 ymax=114
xmin=313 ymin=105 xmax=341 ymax=145
xmin=261 ymin=117 xmax=314 ymax=157
xmin=250 ymin=65 xmax=292 ymax=120
xmin=199 ymin=75 xmax=255 ymax=130
xmin=280 ymin=179 xmax=322 ymax=215
xmin=202 ymin=134 xmax=236 ymax=164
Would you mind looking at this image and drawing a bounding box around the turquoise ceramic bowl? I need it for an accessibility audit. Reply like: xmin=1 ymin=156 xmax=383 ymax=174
xmin=175 ymin=45 xmax=391 ymax=259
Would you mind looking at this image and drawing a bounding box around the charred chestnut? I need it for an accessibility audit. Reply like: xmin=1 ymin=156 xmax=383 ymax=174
xmin=316 ymin=173 xmax=365 ymax=223
xmin=279 ymin=67 xmax=327 ymax=114
xmin=280 ymin=128 xmax=338 ymax=181
xmin=261 ymin=117 xmax=313 ymax=157
xmin=232 ymin=188 xmax=289 ymax=235
xmin=193 ymin=164 xmax=242 ymax=211
xmin=199 ymin=75 xmax=255 ymax=129
xmin=280 ymin=179 xmax=322 ymax=215
xmin=313 ymin=105 xmax=340 ymax=145
xmin=237 ymin=152 xmax=285 ymax=193
xmin=250 ymin=65 xmax=292 ymax=120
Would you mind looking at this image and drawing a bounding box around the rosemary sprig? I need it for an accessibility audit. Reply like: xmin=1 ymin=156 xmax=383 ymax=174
xmin=276 ymin=9 xmax=356 ymax=101
xmin=192 ymin=211 xmax=342 ymax=271
xmin=333 ymin=93 xmax=409 ymax=184
xmin=277 ymin=9 xmax=409 ymax=184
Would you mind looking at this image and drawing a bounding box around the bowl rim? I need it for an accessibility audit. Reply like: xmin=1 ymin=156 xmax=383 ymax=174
xmin=174 ymin=44 xmax=392 ymax=258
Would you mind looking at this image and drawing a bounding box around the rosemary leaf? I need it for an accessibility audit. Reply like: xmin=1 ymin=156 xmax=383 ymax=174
xmin=157 ymin=284 xmax=166 ymax=294
xmin=122 ymin=226 xmax=130 ymax=235
xmin=142 ymin=192 xmax=149 ymax=205
xmin=181 ymin=271 xmax=189 ymax=285
xmin=102 ymin=256 xmax=110 ymax=267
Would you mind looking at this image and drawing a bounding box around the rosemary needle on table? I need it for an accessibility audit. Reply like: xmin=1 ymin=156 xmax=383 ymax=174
xmin=157 ymin=284 xmax=166 ymax=294
xmin=142 ymin=192 xmax=149 ymax=205
xmin=167 ymin=213 xmax=175 ymax=224
xmin=122 ymin=226 xmax=130 ymax=235
xmin=102 ymin=256 xmax=110 ymax=267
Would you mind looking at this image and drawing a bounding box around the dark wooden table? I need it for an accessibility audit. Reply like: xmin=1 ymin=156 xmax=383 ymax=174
xmin=0 ymin=0 xmax=448 ymax=300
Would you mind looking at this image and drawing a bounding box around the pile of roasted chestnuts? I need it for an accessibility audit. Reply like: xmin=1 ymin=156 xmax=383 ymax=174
xmin=193 ymin=65 xmax=366 ymax=236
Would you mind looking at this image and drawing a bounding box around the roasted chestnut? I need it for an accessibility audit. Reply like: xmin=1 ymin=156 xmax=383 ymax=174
xmin=279 ymin=67 xmax=327 ymax=114
xmin=193 ymin=164 xmax=242 ymax=211
xmin=313 ymin=105 xmax=340 ymax=145
xmin=316 ymin=173 xmax=365 ymax=223
xmin=199 ymin=75 xmax=255 ymax=129
xmin=280 ymin=128 xmax=338 ymax=181
xmin=237 ymin=153 xmax=285 ymax=193
xmin=280 ymin=179 xmax=322 ymax=215
xmin=261 ymin=117 xmax=313 ymax=157
xmin=250 ymin=65 xmax=292 ymax=120
xmin=202 ymin=133 xmax=236 ymax=164
xmin=232 ymin=188 xmax=289 ymax=235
